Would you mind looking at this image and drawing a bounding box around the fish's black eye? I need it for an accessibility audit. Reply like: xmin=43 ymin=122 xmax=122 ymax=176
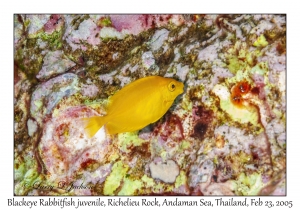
xmin=168 ymin=82 xmax=176 ymax=92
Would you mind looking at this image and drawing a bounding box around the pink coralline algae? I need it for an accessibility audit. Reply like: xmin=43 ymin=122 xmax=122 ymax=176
xmin=39 ymin=106 xmax=110 ymax=185
xmin=80 ymin=84 xmax=99 ymax=98
xmin=14 ymin=14 xmax=286 ymax=196
xmin=154 ymin=114 xmax=184 ymax=142
xmin=44 ymin=15 xmax=64 ymax=34
xmin=110 ymin=15 xmax=147 ymax=35
xmin=110 ymin=15 xmax=185 ymax=34
xmin=64 ymin=17 xmax=101 ymax=51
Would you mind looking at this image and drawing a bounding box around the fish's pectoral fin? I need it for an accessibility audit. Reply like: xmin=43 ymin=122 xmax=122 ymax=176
xmin=163 ymin=99 xmax=173 ymax=108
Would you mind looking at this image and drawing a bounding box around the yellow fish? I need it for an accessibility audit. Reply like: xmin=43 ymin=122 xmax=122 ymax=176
xmin=83 ymin=76 xmax=184 ymax=137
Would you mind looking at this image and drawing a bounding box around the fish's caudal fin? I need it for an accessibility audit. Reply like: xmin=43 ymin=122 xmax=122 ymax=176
xmin=82 ymin=116 xmax=106 ymax=138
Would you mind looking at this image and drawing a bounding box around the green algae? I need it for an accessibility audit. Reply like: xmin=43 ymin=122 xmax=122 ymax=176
xmin=103 ymin=161 xmax=129 ymax=195
xmin=97 ymin=17 xmax=112 ymax=27
xmin=82 ymin=98 xmax=107 ymax=113
xmin=117 ymin=132 xmax=145 ymax=153
xmin=118 ymin=178 xmax=143 ymax=195
xmin=225 ymin=40 xmax=265 ymax=75
xmin=33 ymin=100 xmax=43 ymax=110
xmin=15 ymin=47 xmax=43 ymax=82
xmin=253 ymin=34 xmax=268 ymax=48
xmin=175 ymin=171 xmax=187 ymax=188
xmin=141 ymin=175 xmax=155 ymax=188
xmin=14 ymin=153 xmax=42 ymax=195
xmin=228 ymin=57 xmax=243 ymax=74
xmin=178 ymin=140 xmax=191 ymax=152
xmin=250 ymin=62 xmax=268 ymax=76
xmin=235 ymin=172 xmax=265 ymax=195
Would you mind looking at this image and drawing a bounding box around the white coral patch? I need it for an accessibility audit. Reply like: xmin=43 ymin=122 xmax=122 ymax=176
xmin=74 ymin=19 xmax=98 ymax=40
xmin=250 ymin=20 xmax=274 ymax=36
xmin=213 ymin=125 xmax=254 ymax=155
xmin=142 ymin=51 xmax=156 ymax=70
xmin=149 ymin=159 xmax=179 ymax=183
xmin=112 ymin=52 xmax=119 ymax=60
xmin=116 ymin=75 xmax=131 ymax=87
xmin=99 ymin=70 xmax=117 ymax=84
xmin=197 ymin=44 xmax=218 ymax=62
xmin=212 ymin=84 xmax=230 ymax=100
xmin=27 ymin=119 xmax=38 ymax=137
xmin=186 ymin=42 xmax=200 ymax=54
xmin=149 ymin=29 xmax=169 ymax=51
xmin=81 ymin=84 xmax=99 ymax=97
xmin=173 ymin=48 xmax=181 ymax=62
xmin=278 ymin=71 xmax=286 ymax=92
xmin=188 ymin=156 xmax=214 ymax=189
xmin=176 ymin=64 xmax=189 ymax=81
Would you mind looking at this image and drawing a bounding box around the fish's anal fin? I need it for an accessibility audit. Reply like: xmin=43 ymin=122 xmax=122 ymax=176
xmin=163 ymin=100 xmax=173 ymax=108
